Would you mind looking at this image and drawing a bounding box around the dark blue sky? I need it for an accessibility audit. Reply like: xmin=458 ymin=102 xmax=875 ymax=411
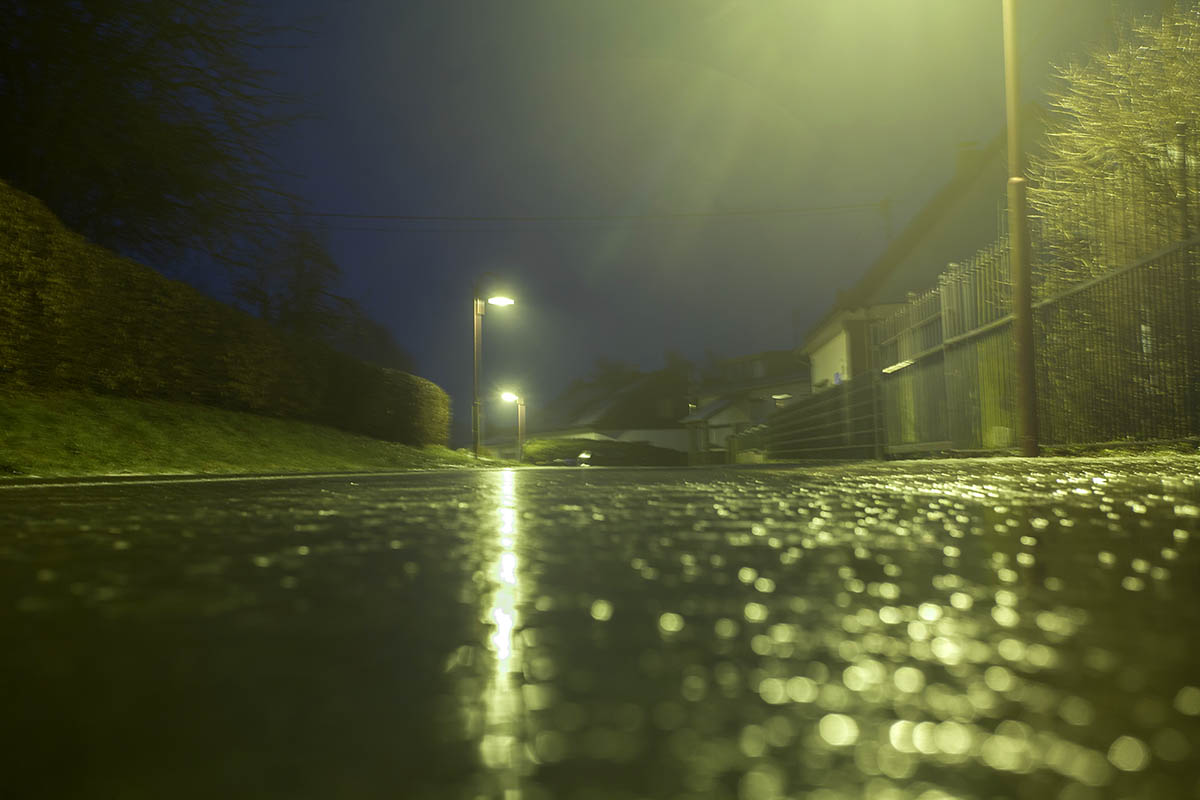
xmin=254 ymin=0 xmax=1162 ymax=445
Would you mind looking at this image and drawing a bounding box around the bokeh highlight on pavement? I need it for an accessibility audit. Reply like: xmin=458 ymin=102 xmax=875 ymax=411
xmin=2 ymin=457 xmax=1198 ymax=799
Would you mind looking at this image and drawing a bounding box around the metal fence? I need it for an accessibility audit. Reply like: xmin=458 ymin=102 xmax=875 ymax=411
xmin=1036 ymin=239 xmax=1198 ymax=444
xmin=767 ymin=123 xmax=1199 ymax=458
xmin=874 ymin=232 xmax=1199 ymax=453
xmin=866 ymin=117 xmax=1200 ymax=454
xmin=875 ymin=238 xmax=1020 ymax=452
xmin=765 ymin=378 xmax=881 ymax=460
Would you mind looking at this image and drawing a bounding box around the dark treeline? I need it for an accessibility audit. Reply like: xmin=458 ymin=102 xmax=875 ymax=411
xmin=0 ymin=0 xmax=414 ymax=373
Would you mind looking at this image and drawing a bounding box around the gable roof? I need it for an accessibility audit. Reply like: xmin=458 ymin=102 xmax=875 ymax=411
xmin=797 ymin=103 xmax=1046 ymax=348
xmin=680 ymin=395 xmax=739 ymax=424
xmin=534 ymin=363 xmax=691 ymax=432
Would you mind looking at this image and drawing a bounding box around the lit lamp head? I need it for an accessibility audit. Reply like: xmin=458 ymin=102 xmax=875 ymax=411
xmin=477 ymin=272 xmax=516 ymax=308
xmin=501 ymin=391 xmax=520 ymax=403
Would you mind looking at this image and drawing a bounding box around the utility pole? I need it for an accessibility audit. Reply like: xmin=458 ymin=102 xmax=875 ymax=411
xmin=1179 ymin=121 xmax=1196 ymax=436
xmin=1003 ymin=0 xmax=1040 ymax=457
xmin=516 ymin=397 xmax=526 ymax=463
xmin=473 ymin=293 xmax=484 ymax=459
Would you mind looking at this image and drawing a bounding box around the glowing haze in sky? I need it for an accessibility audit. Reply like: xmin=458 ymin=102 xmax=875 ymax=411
xmin=257 ymin=0 xmax=1164 ymax=444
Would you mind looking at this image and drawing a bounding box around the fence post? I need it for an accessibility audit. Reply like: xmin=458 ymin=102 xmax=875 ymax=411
xmin=870 ymin=322 xmax=884 ymax=460
xmin=1179 ymin=121 xmax=1197 ymax=437
xmin=872 ymin=373 xmax=884 ymax=460
xmin=842 ymin=381 xmax=852 ymax=449
xmin=938 ymin=272 xmax=955 ymax=448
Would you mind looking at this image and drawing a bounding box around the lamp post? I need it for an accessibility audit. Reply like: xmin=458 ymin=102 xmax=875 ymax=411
xmin=501 ymin=391 xmax=526 ymax=462
xmin=473 ymin=278 xmax=515 ymax=458
xmin=1002 ymin=0 xmax=1039 ymax=457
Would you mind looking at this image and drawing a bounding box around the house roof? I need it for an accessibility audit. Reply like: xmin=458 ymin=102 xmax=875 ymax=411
xmin=680 ymin=395 xmax=738 ymax=424
xmin=534 ymin=362 xmax=691 ymax=432
xmin=796 ymin=104 xmax=1045 ymax=349
xmin=839 ymin=130 xmax=1007 ymax=309
xmin=799 ymin=305 xmax=899 ymax=354
xmin=571 ymin=372 xmax=657 ymax=426
xmin=697 ymin=349 xmax=809 ymax=391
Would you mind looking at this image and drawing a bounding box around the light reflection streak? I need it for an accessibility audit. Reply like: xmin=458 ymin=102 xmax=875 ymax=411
xmin=481 ymin=468 xmax=525 ymax=798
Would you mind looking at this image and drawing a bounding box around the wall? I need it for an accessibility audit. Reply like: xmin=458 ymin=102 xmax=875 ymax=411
xmin=809 ymin=329 xmax=849 ymax=391
xmin=613 ymin=429 xmax=691 ymax=452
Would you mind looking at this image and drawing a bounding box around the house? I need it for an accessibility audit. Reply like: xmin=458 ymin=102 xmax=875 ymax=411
xmin=796 ymin=113 xmax=1043 ymax=388
xmin=681 ymin=350 xmax=810 ymax=462
xmin=801 ymin=301 xmax=903 ymax=391
xmin=523 ymin=359 xmax=693 ymax=453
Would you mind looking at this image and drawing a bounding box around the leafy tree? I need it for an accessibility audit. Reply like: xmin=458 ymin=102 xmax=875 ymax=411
xmin=1028 ymin=3 xmax=1200 ymax=442
xmin=269 ymin=227 xmax=342 ymax=340
xmin=0 ymin=0 xmax=296 ymax=269
xmin=323 ymin=297 xmax=416 ymax=373
xmin=589 ymin=356 xmax=639 ymax=386
xmin=237 ymin=223 xmax=415 ymax=370
xmin=1 ymin=2 xmax=421 ymax=381
xmin=663 ymin=348 xmax=692 ymax=373
xmin=1030 ymin=2 xmax=1200 ymax=294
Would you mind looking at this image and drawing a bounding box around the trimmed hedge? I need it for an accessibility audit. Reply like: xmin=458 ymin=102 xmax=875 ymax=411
xmin=0 ymin=180 xmax=448 ymax=446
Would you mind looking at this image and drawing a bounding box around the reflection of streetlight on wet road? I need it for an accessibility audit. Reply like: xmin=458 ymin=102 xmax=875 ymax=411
xmin=473 ymin=275 xmax=515 ymax=458
xmin=480 ymin=468 xmax=524 ymax=795
xmin=501 ymin=391 xmax=526 ymax=463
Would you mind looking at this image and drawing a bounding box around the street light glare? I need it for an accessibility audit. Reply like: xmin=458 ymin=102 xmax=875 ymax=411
xmin=501 ymin=391 xmax=519 ymax=403
xmin=474 ymin=278 xmax=516 ymax=458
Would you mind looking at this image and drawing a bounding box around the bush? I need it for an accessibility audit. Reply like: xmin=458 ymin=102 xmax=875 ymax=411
xmin=0 ymin=180 xmax=448 ymax=446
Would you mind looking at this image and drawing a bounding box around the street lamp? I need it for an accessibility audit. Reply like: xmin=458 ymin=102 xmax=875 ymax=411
xmin=1002 ymin=0 xmax=1039 ymax=457
xmin=501 ymin=391 xmax=526 ymax=463
xmin=473 ymin=276 xmax=515 ymax=459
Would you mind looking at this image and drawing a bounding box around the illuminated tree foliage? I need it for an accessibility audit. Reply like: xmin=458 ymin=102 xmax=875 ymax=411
xmin=1030 ymin=2 xmax=1200 ymax=294
xmin=0 ymin=0 xmax=295 ymax=269
xmin=1028 ymin=3 xmax=1200 ymax=443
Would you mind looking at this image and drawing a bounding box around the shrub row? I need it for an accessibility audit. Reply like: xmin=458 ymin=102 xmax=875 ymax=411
xmin=0 ymin=180 xmax=448 ymax=446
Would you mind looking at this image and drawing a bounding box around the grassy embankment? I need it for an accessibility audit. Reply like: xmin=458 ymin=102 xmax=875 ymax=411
xmin=0 ymin=388 xmax=481 ymax=478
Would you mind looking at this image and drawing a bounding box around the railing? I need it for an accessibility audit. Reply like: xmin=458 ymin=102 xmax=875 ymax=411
xmin=876 ymin=238 xmax=1019 ymax=451
xmin=771 ymin=122 xmax=1199 ymax=458
xmin=765 ymin=379 xmax=881 ymax=461
xmin=1035 ymin=238 xmax=1199 ymax=444
xmin=874 ymin=234 xmax=1199 ymax=453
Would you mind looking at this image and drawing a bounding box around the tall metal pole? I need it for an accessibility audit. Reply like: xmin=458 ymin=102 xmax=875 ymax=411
xmin=1003 ymin=0 xmax=1040 ymax=456
xmin=472 ymin=294 xmax=484 ymax=459
xmin=517 ymin=399 xmax=526 ymax=463
xmin=1179 ymin=121 xmax=1196 ymax=436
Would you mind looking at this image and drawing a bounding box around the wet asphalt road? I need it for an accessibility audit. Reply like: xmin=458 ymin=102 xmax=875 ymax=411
xmin=2 ymin=459 xmax=1199 ymax=800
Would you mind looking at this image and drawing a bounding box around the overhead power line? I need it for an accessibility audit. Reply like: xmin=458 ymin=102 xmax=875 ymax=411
xmin=230 ymin=201 xmax=885 ymax=224
xmin=232 ymin=200 xmax=887 ymax=235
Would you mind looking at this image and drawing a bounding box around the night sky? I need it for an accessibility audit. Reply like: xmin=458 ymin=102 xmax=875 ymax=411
xmin=252 ymin=0 xmax=1163 ymax=445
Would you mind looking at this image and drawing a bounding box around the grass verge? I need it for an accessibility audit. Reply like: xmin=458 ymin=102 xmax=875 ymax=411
xmin=0 ymin=388 xmax=483 ymax=478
